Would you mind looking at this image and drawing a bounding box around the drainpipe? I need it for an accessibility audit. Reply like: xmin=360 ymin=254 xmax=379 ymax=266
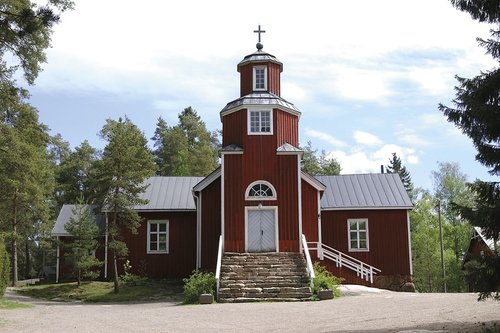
xmin=55 ymin=236 xmax=60 ymax=283
xmin=193 ymin=190 xmax=201 ymax=271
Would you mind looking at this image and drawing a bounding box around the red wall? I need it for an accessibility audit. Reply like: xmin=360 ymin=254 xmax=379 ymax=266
xmin=320 ymin=209 xmax=411 ymax=284
xmin=239 ymin=62 xmax=281 ymax=96
xmin=115 ymin=211 xmax=197 ymax=279
xmin=200 ymin=177 xmax=222 ymax=270
xmin=223 ymin=153 xmax=301 ymax=252
xmin=301 ymin=179 xmax=320 ymax=244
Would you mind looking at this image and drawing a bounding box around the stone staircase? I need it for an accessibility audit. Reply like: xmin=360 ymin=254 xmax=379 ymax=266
xmin=218 ymin=252 xmax=312 ymax=303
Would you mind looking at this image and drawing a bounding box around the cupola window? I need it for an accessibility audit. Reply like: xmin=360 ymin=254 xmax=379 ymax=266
xmin=245 ymin=181 xmax=277 ymax=200
xmin=249 ymin=110 xmax=272 ymax=134
xmin=253 ymin=66 xmax=267 ymax=91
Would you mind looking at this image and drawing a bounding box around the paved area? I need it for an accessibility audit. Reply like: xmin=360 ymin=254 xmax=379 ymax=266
xmin=1 ymin=285 xmax=499 ymax=332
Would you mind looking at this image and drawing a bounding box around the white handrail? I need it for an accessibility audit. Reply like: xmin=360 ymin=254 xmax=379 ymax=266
xmin=301 ymin=234 xmax=315 ymax=289
xmin=215 ymin=235 xmax=223 ymax=300
xmin=313 ymin=242 xmax=381 ymax=283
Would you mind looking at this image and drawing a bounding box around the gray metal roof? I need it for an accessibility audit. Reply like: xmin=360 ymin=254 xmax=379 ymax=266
xmin=135 ymin=176 xmax=204 ymax=211
xmin=315 ymin=173 xmax=413 ymax=210
xmin=220 ymin=92 xmax=300 ymax=115
xmin=52 ymin=204 xmax=105 ymax=237
xmin=237 ymin=50 xmax=283 ymax=71
xmin=277 ymin=143 xmax=303 ymax=154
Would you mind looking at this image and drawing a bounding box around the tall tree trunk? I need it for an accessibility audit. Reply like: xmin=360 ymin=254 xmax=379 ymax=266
xmin=25 ymin=236 xmax=31 ymax=278
xmin=111 ymin=209 xmax=120 ymax=293
xmin=11 ymin=191 xmax=18 ymax=287
xmin=113 ymin=250 xmax=119 ymax=293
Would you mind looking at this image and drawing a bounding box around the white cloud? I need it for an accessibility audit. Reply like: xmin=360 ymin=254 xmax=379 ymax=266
xmin=327 ymin=144 xmax=419 ymax=175
xmin=304 ymin=128 xmax=347 ymax=148
xmin=353 ymin=130 xmax=383 ymax=146
xmin=396 ymin=129 xmax=430 ymax=147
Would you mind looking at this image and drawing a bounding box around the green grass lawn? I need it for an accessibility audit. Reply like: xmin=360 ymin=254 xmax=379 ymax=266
xmin=14 ymin=279 xmax=184 ymax=303
xmin=0 ymin=299 xmax=33 ymax=309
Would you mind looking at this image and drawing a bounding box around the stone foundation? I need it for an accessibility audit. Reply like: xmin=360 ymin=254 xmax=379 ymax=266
xmin=373 ymin=275 xmax=415 ymax=292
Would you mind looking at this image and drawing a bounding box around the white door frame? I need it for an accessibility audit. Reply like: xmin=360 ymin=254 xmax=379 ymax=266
xmin=245 ymin=206 xmax=279 ymax=252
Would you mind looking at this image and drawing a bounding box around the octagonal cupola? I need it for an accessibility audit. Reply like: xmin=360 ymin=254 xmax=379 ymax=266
xmin=237 ymin=26 xmax=283 ymax=97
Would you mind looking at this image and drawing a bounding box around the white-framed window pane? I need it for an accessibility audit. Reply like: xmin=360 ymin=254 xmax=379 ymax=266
xmin=249 ymin=111 xmax=271 ymax=133
xmin=348 ymin=219 xmax=368 ymax=251
xmin=148 ymin=221 xmax=169 ymax=253
xmin=255 ymin=68 xmax=265 ymax=89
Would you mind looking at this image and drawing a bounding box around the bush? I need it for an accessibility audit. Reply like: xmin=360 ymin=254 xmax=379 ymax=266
xmin=182 ymin=270 xmax=215 ymax=304
xmin=119 ymin=260 xmax=147 ymax=286
xmin=0 ymin=235 xmax=10 ymax=296
xmin=312 ymin=262 xmax=343 ymax=297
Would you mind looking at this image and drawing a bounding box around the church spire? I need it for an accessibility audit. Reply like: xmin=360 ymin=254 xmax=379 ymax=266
xmin=253 ymin=25 xmax=266 ymax=51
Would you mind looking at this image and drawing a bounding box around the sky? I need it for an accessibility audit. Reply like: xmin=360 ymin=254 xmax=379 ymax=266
xmin=26 ymin=0 xmax=498 ymax=191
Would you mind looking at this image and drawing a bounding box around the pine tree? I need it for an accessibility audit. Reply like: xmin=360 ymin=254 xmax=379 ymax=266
xmin=0 ymin=91 xmax=54 ymax=286
xmin=386 ymin=152 xmax=414 ymax=196
xmin=151 ymin=108 xmax=220 ymax=176
xmin=92 ymin=117 xmax=156 ymax=293
xmin=0 ymin=0 xmax=74 ymax=87
xmin=301 ymin=141 xmax=341 ymax=175
xmin=63 ymin=204 xmax=101 ymax=286
xmin=56 ymin=140 xmax=97 ymax=207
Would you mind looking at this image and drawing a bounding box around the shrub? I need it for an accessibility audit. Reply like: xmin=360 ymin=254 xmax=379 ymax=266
xmin=182 ymin=271 xmax=215 ymax=304
xmin=0 ymin=235 xmax=10 ymax=296
xmin=312 ymin=262 xmax=343 ymax=297
xmin=119 ymin=260 xmax=148 ymax=286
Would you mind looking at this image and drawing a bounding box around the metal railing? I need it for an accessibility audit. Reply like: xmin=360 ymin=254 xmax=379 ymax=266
xmin=301 ymin=234 xmax=315 ymax=289
xmin=215 ymin=235 xmax=223 ymax=301
xmin=308 ymin=241 xmax=381 ymax=284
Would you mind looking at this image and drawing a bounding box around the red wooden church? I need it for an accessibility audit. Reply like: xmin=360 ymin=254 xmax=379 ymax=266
xmin=53 ymin=28 xmax=413 ymax=296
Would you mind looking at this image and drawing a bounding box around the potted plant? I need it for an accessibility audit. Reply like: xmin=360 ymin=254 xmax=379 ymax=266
xmin=317 ymin=280 xmax=334 ymax=300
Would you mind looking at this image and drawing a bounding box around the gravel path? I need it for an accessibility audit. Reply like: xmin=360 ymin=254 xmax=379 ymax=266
xmin=1 ymin=286 xmax=499 ymax=333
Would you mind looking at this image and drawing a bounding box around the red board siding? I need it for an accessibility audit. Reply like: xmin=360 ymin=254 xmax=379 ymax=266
xmin=222 ymin=111 xmax=246 ymax=147
xmin=118 ymin=211 xmax=197 ymax=278
xmin=321 ymin=209 xmax=411 ymax=282
xmin=301 ymin=179 xmax=319 ymax=244
xmin=200 ymin=177 xmax=221 ymax=270
xmin=223 ymin=150 xmax=300 ymax=252
xmin=239 ymin=62 xmax=281 ymax=96
xmin=276 ymin=110 xmax=299 ymax=147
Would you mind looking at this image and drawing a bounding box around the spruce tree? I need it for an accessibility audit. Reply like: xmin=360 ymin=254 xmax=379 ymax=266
xmin=439 ymin=0 xmax=500 ymax=299
xmin=92 ymin=117 xmax=156 ymax=293
xmin=386 ymin=152 xmax=414 ymax=196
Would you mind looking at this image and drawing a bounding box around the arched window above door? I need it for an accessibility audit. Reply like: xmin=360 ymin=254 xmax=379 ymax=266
xmin=245 ymin=181 xmax=277 ymax=200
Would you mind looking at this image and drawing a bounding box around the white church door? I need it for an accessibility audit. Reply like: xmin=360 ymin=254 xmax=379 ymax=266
xmin=246 ymin=208 xmax=277 ymax=252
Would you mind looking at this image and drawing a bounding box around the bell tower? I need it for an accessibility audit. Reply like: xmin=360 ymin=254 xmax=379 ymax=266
xmin=220 ymin=26 xmax=304 ymax=253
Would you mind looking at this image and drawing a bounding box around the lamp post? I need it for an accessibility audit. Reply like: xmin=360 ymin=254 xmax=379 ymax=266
xmin=437 ymin=201 xmax=447 ymax=293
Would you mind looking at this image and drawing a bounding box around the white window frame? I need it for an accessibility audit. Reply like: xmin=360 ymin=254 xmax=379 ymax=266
xmin=253 ymin=65 xmax=267 ymax=91
xmin=245 ymin=180 xmax=277 ymax=200
xmin=248 ymin=109 xmax=273 ymax=135
xmin=347 ymin=218 xmax=369 ymax=252
xmin=147 ymin=220 xmax=169 ymax=254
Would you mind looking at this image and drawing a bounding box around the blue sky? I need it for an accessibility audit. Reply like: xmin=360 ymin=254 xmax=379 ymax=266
xmin=27 ymin=0 xmax=497 ymax=190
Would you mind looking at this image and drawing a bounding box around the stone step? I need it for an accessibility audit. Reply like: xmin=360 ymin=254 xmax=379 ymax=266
xmin=218 ymin=252 xmax=313 ymax=303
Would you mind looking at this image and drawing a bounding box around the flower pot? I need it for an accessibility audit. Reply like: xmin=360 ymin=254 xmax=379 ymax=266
xmin=199 ymin=293 xmax=214 ymax=304
xmin=318 ymin=289 xmax=334 ymax=300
